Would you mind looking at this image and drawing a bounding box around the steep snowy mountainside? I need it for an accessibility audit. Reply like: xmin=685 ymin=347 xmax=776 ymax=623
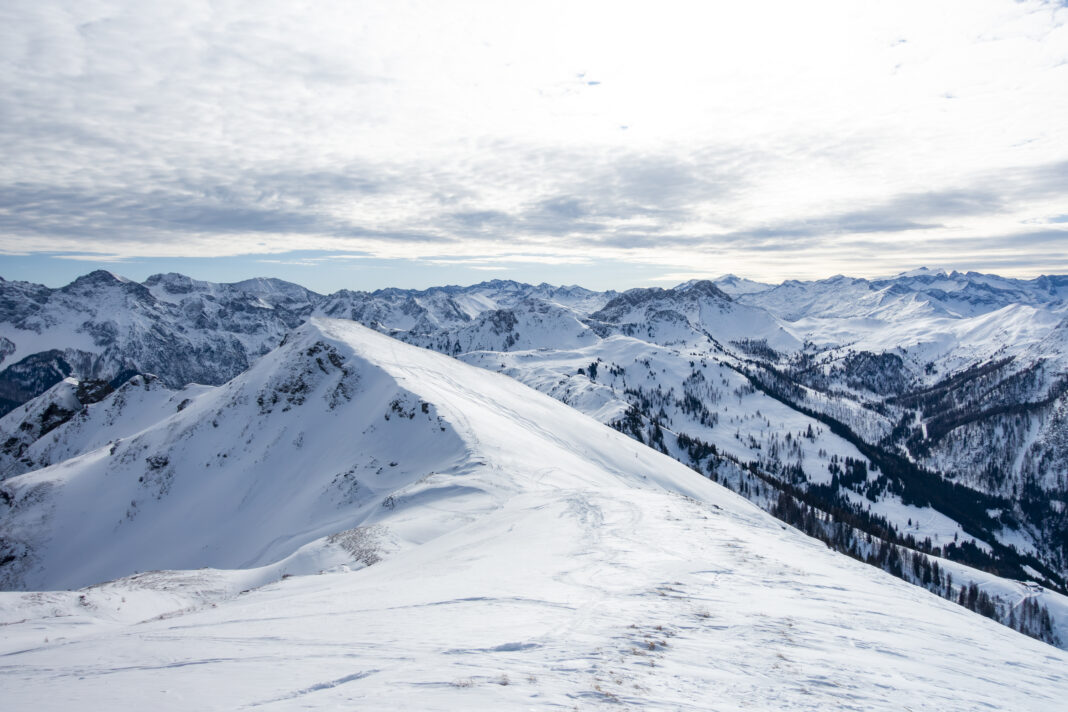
xmin=317 ymin=287 xmax=475 ymax=334
xmin=878 ymin=269 xmax=1068 ymax=313
xmin=3 ymin=269 xmax=1067 ymax=624
xmin=0 ymin=320 xmax=461 ymax=590
xmin=736 ymin=274 xmax=941 ymax=322
xmin=796 ymin=303 xmax=1063 ymax=367
xmin=2 ymin=320 xmax=1068 ymax=710
xmin=713 ymin=271 xmax=1068 ymax=576
xmin=589 ymin=280 xmax=801 ymax=354
xmin=0 ymin=374 xmax=209 ymax=481
xmin=710 ymin=273 xmax=774 ymax=296
xmin=144 ymin=272 xmax=320 ymax=316
xmin=0 ymin=272 xmax=617 ymax=419
xmin=20 ymin=268 xmax=1062 ymax=425
xmin=0 ymin=271 xmax=313 ymax=414
xmin=0 ymin=375 xmax=114 ymax=479
xmin=314 ymin=279 xmax=614 ymax=335
xmin=401 ymin=297 xmax=600 ymax=354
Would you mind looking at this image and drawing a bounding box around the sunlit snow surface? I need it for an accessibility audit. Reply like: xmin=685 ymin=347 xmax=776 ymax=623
xmin=1 ymin=319 xmax=1065 ymax=710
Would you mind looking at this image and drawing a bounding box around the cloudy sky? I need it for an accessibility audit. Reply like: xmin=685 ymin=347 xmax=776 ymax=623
xmin=1 ymin=0 xmax=1066 ymax=291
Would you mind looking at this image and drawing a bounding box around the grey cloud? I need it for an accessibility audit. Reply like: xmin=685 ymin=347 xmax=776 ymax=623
xmin=0 ymin=183 xmax=316 ymax=237
xmin=1013 ymin=160 xmax=1068 ymax=200
xmin=573 ymin=233 xmax=705 ymax=250
xmin=440 ymin=149 xmax=756 ymax=241
xmin=2 ymin=0 xmax=1066 ymax=284
xmin=864 ymin=251 xmax=1068 ymax=274
xmin=573 ymin=220 xmax=926 ymax=253
xmin=248 ymin=170 xmax=387 ymax=204
xmin=574 ymin=220 xmax=1066 ymax=260
xmin=943 ymin=253 xmax=1068 ymax=270
xmin=724 ymin=187 xmax=1004 ymax=246
xmin=873 ymin=189 xmax=1004 ymax=217
xmin=536 ymin=197 xmax=589 ymax=220
xmin=587 ymin=151 xmax=746 ymax=219
xmin=680 ymin=159 xmax=1068 ymax=251
xmin=448 ymin=210 xmax=513 ymax=229
xmin=444 ymin=200 xmax=605 ymax=238
xmin=519 ymin=197 xmax=606 ymax=236
xmin=639 ymin=181 xmax=1037 ymax=253
xmin=920 ymin=229 xmax=1068 ymax=252
xmin=0 ymin=180 xmax=450 ymax=245
xmin=733 ymin=219 xmax=938 ymax=241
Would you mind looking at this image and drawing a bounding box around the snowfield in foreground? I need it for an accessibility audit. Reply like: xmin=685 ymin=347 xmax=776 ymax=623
xmin=1 ymin=319 xmax=1065 ymax=710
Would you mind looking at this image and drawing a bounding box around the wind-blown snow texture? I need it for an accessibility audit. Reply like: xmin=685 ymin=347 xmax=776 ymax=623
xmin=2 ymin=319 xmax=1067 ymax=711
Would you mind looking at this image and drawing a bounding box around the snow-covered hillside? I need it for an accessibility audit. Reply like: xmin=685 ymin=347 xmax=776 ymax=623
xmin=2 ymin=269 xmax=1066 ymax=635
xmin=2 ymin=318 xmax=1066 ymax=710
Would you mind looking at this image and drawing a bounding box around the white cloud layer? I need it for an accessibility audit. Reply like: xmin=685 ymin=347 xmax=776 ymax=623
xmin=1 ymin=0 xmax=1066 ymax=281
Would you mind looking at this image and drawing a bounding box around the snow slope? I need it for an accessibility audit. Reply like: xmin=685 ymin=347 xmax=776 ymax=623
xmin=1 ymin=319 xmax=1066 ymax=710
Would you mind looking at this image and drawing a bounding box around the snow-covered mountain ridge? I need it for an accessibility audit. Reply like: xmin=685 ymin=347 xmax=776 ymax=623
xmin=2 ymin=317 xmax=764 ymax=590
xmin=2 ymin=318 xmax=1066 ymax=710
xmin=2 ymin=269 xmax=1067 ymax=639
